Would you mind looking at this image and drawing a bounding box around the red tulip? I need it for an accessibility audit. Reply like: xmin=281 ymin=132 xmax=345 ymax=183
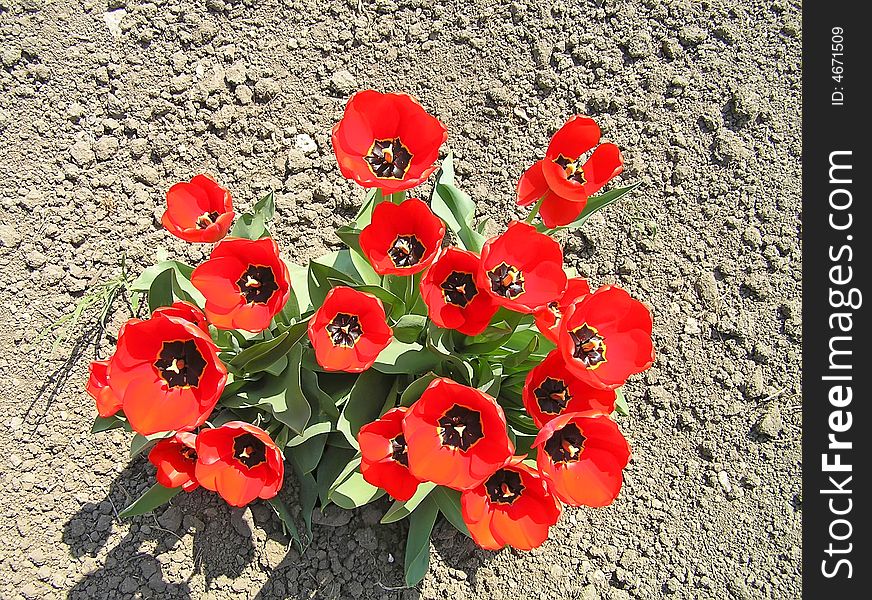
xmin=308 ymin=286 xmax=393 ymax=372
xmin=152 ymin=300 xmax=209 ymax=334
xmin=332 ymin=90 xmax=447 ymax=193
xmin=480 ymin=221 xmax=567 ymax=313
xmin=191 ymin=237 xmax=291 ymax=332
xmin=534 ymin=412 xmax=630 ymax=507
xmin=517 ymin=116 xmax=623 ymax=228
xmin=148 ymin=432 xmax=200 ymax=492
xmin=106 ymin=313 xmax=227 ymax=435
xmin=358 ymin=407 xmax=421 ymax=501
xmin=461 ymin=458 xmax=561 ymax=550
xmin=532 ymin=278 xmax=591 ymax=344
xmin=523 ymin=350 xmax=616 ymax=428
xmin=359 ymin=198 xmax=445 ymax=276
xmin=419 ymin=247 xmax=499 ymax=336
xmin=403 ymin=378 xmax=514 ymax=491
xmin=87 ymin=359 xmax=122 ymax=418
xmin=161 ymin=174 xmax=234 ymax=243
xmin=195 ymin=422 xmax=284 ymax=507
xmin=557 ymin=285 xmax=654 ymax=390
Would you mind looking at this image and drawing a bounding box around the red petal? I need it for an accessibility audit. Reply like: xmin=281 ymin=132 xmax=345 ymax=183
xmin=582 ymin=143 xmax=623 ymax=197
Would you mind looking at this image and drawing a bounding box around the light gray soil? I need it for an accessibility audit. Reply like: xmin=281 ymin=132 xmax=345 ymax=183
xmin=0 ymin=0 xmax=801 ymax=598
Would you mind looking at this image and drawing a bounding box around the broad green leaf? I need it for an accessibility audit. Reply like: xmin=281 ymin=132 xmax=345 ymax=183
xmin=285 ymin=261 xmax=312 ymax=314
xmin=512 ymin=433 xmax=537 ymax=457
xmin=256 ymin=345 xmax=310 ymax=435
xmin=268 ymin=497 xmax=302 ymax=549
xmin=327 ymin=455 xmax=362 ymax=497
xmin=315 ymin=445 xmax=356 ymax=506
xmin=229 ymin=320 xmax=308 ymax=373
xmin=92 ymin=414 xmax=126 ymax=433
xmin=308 ymin=249 xmax=371 ymax=306
xmin=404 ymin=496 xmax=438 ymax=587
xmin=286 ymin=431 xmax=328 ymax=474
xmin=337 ymin=370 xmax=395 ymax=448
xmin=503 ymin=335 xmax=539 ymax=369
xmin=230 ymin=193 xmax=274 ymax=240
xmin=147 ymin=268 xmax=174 ymax=313
xmin=614 ymin=387 xmax=629 ymax=416
xmin=119 ymin=483 xmax=181 ymax=518
xmin=287 ymin=421 xmax=332 ymax=447
xmin=431 ymin=153 xmax=485 ymax=252
xmin=474 ymin=359 xmax=503 ymax=398
xmin=432 ymin=487 xmax=471 ymax=538
xmin=331 ymin=471 xmax=385 ymax=509
xmin=336 ymin=225 xmax=380 ymax=286
xmin=346 ymin=284 xmax=404 ymax=318
xmin=505 ymin=409 xmax=539 ymax=435
xmin=293 ymin=464 xmax=318 ymax=539
xmin=391 ymin=314 xmax=427 ymax=343
xmin=300 ymin=370 xmax=340 ymax=420
xmin=399 ymin=372 xmax=438 ymax=406
xmin=352 ymin=188 xmax=380 ymax=229
xmin=129 ymin=431 xmax=173 ymax=459
xmin=253 ymin=191 xmax=276 ymax=221
xmin=545 ymin=182 xmax=642 ymax=233
xmin=381 ymin=482 xmax=436 ymax=524
xmin=373 ymin=340 xmax=439 ymax=375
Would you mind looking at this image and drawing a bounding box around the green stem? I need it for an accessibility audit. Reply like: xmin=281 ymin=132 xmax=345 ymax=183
xmin=524 ymin=196 xmax=545 ymax=224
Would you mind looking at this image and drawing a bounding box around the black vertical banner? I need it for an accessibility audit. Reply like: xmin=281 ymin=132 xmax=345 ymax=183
xmin=802 ymin=5 xmax=870 ymax=598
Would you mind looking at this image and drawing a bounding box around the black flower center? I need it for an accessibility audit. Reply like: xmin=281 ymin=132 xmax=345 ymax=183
xmin=179 ymin=446 xmax=198 ymax=462
xmin=544 ymin=422 xmax=587 ymax=464
xmin=390 ymin=434 xmax=409 ymax=467
xmin=547 ymin=301 xmax=561 ymax=317
xmin=154 ymin=340 xmax=207 ymax=388
xmin=233 ymin=433 xmax=267 ymax=469
xmin=534 ymin=377 xmax=572 ymax=415
xmin=441 ymin=271 xmax=478 ymax=307
xmin=196 ymin=211 xmax=221 ymax=229
xmin=236 ymin=265 xmax=279 ymax=304
xmin=485 ymin=468 xmax=525 ymax=505
xmin=388 ymin=235 xmax=426 ymax=268
xmin=487 ymin=262 xmax=525 ymax=299
xmin=364 ymin=137 xmax=413 ymax=179
xmin=438 ymin=404 xmax=484 ymax=451
xmin=569 ymin=323 xmax=607 ymax=368
xmin=326 ymin=313 xmax=363 ymax=348
xmin=553 ymin=155 xmax=587 ymax=184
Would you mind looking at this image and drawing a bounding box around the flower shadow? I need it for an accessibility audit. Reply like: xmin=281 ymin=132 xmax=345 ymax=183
xmin=61 ymin=460 xmax=256 ymax=598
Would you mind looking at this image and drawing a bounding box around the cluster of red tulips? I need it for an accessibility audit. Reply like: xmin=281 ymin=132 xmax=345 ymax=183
xmin=87 ymin=90 xmax=652 ymax=582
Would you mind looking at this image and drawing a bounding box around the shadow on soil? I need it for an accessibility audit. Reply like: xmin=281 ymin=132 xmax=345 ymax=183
xmin=62 ymin=463 xmax=490 ymax=599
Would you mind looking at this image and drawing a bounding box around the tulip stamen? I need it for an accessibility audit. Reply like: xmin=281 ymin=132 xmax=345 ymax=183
xmin=154 ymin=340 xmax=206 ymax=388
xmin=327 ymin=312 xmax=363 ymax=347
xmin=569 ymin=323 xmax=607 ymax=368
xmin=534 ymin=377 xmax=572 ymax=415
xmin=196 ymin=211 xmax=221 ymax=229
xmin=438 ymin=404 xmax=484 ymax=451
xmin=553 ymin=154 xmax=588 ymax=185
xmin=236 ymin=264 xmax=279 ymax=304
xmin=388 ymin=235 xmax=426 ymax=268
xmin=440 ymin=271 xmax=478 ymax=307
xmin=487 ymin=262 xmax=525 ymax=299
xmin=232 ymin=433 xmax=267 ymax=468
xmin=364 ymin=137 xmax=413 ymax=179
xmin=544 ymin=422 xmax=587 ymax=464
xmin=390 ymin=434 xmax=409 ymax=467
xmin=485 ymin=468 xmax=525 ymax=505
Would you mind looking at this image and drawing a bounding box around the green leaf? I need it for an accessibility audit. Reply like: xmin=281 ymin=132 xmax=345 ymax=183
xmin=545 ymin=182 xmax=642 ymax=233
xmin=373 ymin=340 xmax=439 ymax=375
xmin=300 ymin=370 xmax=340 ymax=420
xmin=293 ymin=464 xmax=319 ymax=539
xmin=474 ymin=359 xmax=503 ymax=398
xmin=381 ymin=482 xmax=436 ymax=524
xmin=119 ymin=483 xmax=181 ymax=518
xmin=131 ymin=260 xmax=205 ymax=311
xmin=129 ymin=431 xmax=173 ymax=459
xmin=337 ymin=370 xmax=395 ymax=448
xmin=399 ymin=372 xmax=438 ymax=406
xmin=331 ymin=471 xmax=385 ymax=509
xmin=315 ymin=445 xmax=357 ymax=506
xmin=92 ymin=414 xmax=126 ymax=433
xmin=432 ymin=487 xmax=471 ymax=538
xmin=285 ymin=261 xmax=312 ymax=314
xmin=512 ymin=433 xmax=537 ymax=457
xmin=286 ymin=431 xmax=328 ymax=474
xmin=336 ymin=225 xmax=381 ymax=286
xmin=348 ymin=285 xmax=405 ymax=319
xmin=253 ymin=191 xmax=276 ymax=221
xmin=404 ymin=496 xmax=438 ymax=587
xmin=391 ymin=314 xmax=427 ymax=343
xmin=230 ymin=192 xmax=275 ymax=240
xmin=352 ymin=188 xmax=380 ymax=229
xmin=256 ymin=345 xmax=310 ymax=435
xmin=614 ymin=387 xmax=629 ymax=416
xmin=503 ymin=334 xmax=539 ymax=369
xmin=146 ymin=268 xmax=174 ymax=313
xmin=268 ymin=496 xmax=302 ymax=549
xmin=229 ymin=320 xmax=308 ymax=373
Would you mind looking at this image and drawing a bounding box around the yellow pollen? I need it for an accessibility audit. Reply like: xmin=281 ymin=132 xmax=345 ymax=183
xmin=500 ymin=483 xmax=513 ymax=497
xmin=561 ymin=439 xmax=580 ymax=458
xmin=383 ymin=148 xmax=394 ymax=163
xmin=245 ymin=276 xmax=261 ymax=288
xmin=166 ymin=359 xmax=184 ymax=374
